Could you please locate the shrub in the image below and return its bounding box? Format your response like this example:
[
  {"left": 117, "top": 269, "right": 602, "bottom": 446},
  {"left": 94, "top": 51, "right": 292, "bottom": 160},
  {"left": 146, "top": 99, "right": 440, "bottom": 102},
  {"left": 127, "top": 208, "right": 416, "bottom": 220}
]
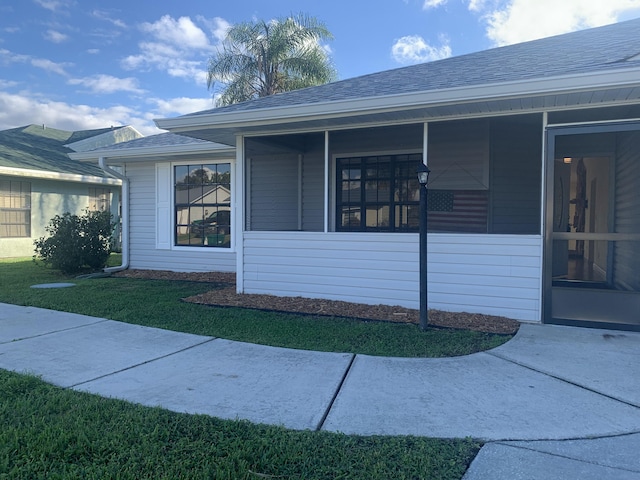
[{"left": 34, "top": 210, "right": 115, "bottom": 274}]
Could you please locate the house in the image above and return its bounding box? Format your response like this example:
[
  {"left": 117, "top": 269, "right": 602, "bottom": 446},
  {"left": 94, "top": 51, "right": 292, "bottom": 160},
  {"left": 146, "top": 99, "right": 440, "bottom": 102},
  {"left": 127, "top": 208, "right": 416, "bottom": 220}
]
[
  {"left": 73, "top": 19, "right": 640, "bottom": 330},
  {"left": 71, "top": 132, "right": 236, "bottom": 272},
  {"left": 0, "top": 124, "right": 142, "bottom": 258}
]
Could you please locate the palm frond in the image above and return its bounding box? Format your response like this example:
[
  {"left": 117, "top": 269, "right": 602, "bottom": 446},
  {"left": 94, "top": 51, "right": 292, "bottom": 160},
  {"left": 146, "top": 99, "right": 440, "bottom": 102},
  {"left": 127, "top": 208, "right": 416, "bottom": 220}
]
[{"left": 207, "top": 13, "right": 336, "bottom": 106}]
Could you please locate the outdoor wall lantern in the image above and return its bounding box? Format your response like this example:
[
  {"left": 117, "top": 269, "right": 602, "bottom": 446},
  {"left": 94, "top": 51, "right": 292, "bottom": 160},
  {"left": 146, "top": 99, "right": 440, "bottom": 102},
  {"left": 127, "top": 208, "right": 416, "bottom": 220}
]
[{"left": 417, "top": 162, "right": 431, "bottom": 331}]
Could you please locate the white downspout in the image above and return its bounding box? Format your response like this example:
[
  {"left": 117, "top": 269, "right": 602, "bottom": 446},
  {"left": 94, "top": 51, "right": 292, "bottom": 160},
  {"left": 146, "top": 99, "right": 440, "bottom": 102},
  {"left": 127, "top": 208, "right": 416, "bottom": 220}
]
[{"left": 98, "top": 156, "right": 129, "bottom": 273}]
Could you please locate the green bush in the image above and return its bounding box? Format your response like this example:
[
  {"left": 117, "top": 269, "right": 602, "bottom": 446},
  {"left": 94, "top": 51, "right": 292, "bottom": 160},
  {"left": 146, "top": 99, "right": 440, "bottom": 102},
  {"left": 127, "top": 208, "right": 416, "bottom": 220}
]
[{"left": 34, "top": 210, "right": 115, "bottom": 274}]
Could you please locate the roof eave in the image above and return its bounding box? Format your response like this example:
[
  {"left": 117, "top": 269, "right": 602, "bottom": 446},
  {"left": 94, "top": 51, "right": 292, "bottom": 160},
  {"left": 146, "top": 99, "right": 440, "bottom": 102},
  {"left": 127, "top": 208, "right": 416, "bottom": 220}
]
[
  {"left": 0, "top": 166, "right": 122, "bottom": 185},
  {"left": 69, "top": 141, "right": 235, "bottom": 162},
  {"left": 155, "top": 67, "right": 640, "bottom": 133}
]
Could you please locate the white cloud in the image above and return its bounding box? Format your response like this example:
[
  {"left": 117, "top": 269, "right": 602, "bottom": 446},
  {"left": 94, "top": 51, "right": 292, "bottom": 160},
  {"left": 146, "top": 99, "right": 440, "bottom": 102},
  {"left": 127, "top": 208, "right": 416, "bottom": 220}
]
[
  {"left": 30, "top": 58, "right": 70, "bottom": 76},
  {"left": 0, "top": 79, "right": 18, "bottom": 88},
  {"left": 0, "top": 48, "right": 29, "bottom": 64},
  {"left": 0, "top": 90, "right": 160, "bottom": 135},
  {"left": 33, "top": 0, "right": 74, "bottom": 13},
  {"left": 91, "top": 9, "right": 126, "bottom": 29},
  {"left": 150, "top": 96, "right": 214, "bottom": 116},
  {"left": 391, "top": 35, "right": 452, "bottom": 64},
  {"left": 140, "top": 15, "right": 211, "bottom": 50},
  {"left": 1, "top": 48, "right": 71, "bottom": 76},
  {"left": 475, "top": 0, "right": 640, "bottom": 46},
  {"left": 34, "top": 0, "right": 61, "bottom": 11},
  {"left": 68, "top": 74, "right": 144, "bottom": 94},
  {"left": 199, "top": 16, "right": 231, "bottom": 43},
  {"left": 468, "top": 0, "right": 492, "bottom": 12},
  {"left": 123, "top": 42, "right": 206, "bottom": 83},
  {"left": 423, "top": 0, "right": 448, "bottom": 8},
  {"left": 44, "top": 29, "right": 68, "bottom": 43},
  {"left": 87, "top": 49, "right": 100, "bottom": 54},
  {"left": 122, "top": 15, "right": 225, "bottom": 85}
]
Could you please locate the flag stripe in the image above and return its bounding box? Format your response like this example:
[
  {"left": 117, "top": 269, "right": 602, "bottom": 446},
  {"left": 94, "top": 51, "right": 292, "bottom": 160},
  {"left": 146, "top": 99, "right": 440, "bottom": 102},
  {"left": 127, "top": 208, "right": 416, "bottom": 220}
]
[{"left": 428, "top": 190, "right": 488, "bottom": 233}]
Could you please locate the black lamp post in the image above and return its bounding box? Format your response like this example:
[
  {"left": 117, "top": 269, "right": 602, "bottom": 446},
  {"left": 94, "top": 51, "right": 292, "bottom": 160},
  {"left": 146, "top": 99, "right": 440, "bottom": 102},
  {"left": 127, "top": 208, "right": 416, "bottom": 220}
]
[{"left": 417, "top": 163, "right": 430, "bottom": 331}]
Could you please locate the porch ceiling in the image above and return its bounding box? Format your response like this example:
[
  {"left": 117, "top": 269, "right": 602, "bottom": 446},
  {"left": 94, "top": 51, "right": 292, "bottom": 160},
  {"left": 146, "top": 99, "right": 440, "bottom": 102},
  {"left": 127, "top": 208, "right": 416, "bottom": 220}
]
[{"left": 168, "top": 85, "right": 640, "bottom": 147}]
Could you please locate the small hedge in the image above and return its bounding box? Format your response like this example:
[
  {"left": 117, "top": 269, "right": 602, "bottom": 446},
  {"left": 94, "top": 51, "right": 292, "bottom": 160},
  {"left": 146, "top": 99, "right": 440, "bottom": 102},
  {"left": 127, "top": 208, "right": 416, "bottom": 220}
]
[{"left": 34, "top": 210, "right": 115, "bottom": 274}]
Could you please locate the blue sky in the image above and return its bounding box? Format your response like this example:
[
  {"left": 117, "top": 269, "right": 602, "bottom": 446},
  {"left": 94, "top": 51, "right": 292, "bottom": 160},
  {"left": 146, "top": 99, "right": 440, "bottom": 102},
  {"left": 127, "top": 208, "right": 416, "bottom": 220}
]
[{"left": 1, "top": 0, "right": 640, "bottom": 135}]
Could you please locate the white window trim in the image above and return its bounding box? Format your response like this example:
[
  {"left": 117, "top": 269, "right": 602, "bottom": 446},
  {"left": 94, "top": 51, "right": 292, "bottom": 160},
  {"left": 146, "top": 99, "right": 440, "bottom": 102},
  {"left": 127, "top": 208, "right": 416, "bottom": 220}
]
[{"left": 156, "top": 159, "right": 236, "bottom": 253}]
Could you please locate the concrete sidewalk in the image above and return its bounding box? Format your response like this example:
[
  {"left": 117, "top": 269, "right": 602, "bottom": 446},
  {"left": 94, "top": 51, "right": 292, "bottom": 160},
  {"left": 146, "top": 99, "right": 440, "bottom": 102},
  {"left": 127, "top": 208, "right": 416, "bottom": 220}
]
[{"left": 1, "top": 302, "right": 639, "bottom": 479}]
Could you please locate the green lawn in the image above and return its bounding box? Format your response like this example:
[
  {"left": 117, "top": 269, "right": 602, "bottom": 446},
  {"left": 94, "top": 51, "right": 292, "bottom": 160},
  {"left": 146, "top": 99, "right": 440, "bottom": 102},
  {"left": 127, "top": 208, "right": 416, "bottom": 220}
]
[
  {"left": 0, "top": 370, "right": 480, "bottom": 479},
  {"left": 0, "top": 257, "right": 497, "bottom": 479},
  {"left": 0, "top": 257, "right": 510, "bottom": 357}
]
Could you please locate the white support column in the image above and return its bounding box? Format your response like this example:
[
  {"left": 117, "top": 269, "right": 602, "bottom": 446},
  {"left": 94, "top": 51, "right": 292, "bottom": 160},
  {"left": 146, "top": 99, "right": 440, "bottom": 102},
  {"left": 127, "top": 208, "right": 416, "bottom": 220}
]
[
  {"left": 298, "top": 154, "right": 303, "bottom": 231},
  {"left": 235, "top": 135, "right": 245, "bottom": 293},
  {"left": 324, "top": 131, "right": 329, "bottom": 233},
  {"left": 422, "top": 122, "right": 429, "bottom": 167},
  {"left": 540, "top": 111, "right": 548, "bottom": 237}
]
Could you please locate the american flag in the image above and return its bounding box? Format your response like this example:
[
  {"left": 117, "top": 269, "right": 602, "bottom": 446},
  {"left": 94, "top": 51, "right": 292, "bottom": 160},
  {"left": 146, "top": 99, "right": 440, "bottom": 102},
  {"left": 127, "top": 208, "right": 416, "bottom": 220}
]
[{"left": 427, "top": 190, "right": 489, "bottom": 233}]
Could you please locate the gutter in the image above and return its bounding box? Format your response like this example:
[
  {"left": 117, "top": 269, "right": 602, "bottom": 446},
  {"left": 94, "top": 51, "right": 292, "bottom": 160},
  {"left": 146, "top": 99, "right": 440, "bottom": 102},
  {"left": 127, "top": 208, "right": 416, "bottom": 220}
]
[
  {"left": 69, "top": 141, "right": 235, "bottom": 162},
  {"left": 98, "top": 157, "right": 129, "bottom": 273},
  {"left": 155, "top": 66, "right": 640, "bottom": 133},
  {"left": 0, "top": 165, "right": 121, "bottom": 185}
]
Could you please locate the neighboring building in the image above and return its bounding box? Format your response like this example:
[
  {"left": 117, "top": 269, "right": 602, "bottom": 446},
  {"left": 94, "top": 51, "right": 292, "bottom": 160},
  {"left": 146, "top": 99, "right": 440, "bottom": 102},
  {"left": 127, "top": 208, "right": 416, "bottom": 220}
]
[
  {"left": 0, "top": 124, "right": 142, "bottom": 258},
  {"left": 74, "top": 19, "right": 640, "bottom": 330}
]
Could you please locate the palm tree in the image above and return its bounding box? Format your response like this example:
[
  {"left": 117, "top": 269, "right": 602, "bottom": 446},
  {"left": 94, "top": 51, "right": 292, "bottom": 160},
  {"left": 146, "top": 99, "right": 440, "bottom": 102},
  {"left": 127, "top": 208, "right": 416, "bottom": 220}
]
[{"left": 207, "top": 14, "right": 337, "bottom": 106}]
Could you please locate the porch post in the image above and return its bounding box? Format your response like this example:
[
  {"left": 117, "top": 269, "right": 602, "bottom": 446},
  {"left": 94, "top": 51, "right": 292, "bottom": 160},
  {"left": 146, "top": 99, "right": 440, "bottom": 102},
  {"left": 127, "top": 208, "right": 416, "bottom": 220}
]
[
  {"left": 419, "top": 122, "right": 430, "bottom": 330},
  {"left": 235, "top": 135, "right": 245, "bottom": 294},
  {"left": 324, "top": 131, "right": 329, "bottom": 233},
  {"left": 418, "top": 163, "right": 430, "bottom": 331}
]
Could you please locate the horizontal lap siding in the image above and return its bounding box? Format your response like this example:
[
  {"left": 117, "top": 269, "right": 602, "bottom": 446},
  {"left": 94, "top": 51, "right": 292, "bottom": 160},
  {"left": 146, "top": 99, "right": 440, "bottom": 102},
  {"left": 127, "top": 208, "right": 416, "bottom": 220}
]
[
  {"left": 242, "top": 232, "right": 542, "bottom": 321},
  {"left": 126, "top": 162, "right": 235, "bottom": 273}
]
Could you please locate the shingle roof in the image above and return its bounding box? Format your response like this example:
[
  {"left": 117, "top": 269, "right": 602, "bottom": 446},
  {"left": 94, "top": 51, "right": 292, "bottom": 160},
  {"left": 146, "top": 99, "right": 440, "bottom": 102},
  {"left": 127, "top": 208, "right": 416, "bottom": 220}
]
[
  {"left": 0, "top": 124, "right": 120, "bottom": 177},
  {"left": 184, "top": 17, "right": 640, "bottom": 117},
  {"left": 91, "top": 132, "right": 214, "bottom": 152},
  {"left": 66, "top": 127, "right": 118, "bottom": 144}
]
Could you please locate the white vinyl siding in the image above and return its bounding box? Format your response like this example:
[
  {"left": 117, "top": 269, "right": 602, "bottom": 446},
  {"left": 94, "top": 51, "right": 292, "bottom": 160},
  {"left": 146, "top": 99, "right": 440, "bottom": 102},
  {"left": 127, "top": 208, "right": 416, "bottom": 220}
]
[
  {"left": 128, "top": 162, "right": 235, "bottom": 272},
  {"left": 241, "top": 231, "right": 542, "bottom": 321}
]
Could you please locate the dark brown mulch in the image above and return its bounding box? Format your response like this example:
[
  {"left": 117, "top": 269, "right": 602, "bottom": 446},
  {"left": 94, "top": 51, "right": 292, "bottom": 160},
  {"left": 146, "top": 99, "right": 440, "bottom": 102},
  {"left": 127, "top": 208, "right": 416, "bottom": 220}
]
[{"left": 113, "top": 269, "right": 520, "bottom": 335}]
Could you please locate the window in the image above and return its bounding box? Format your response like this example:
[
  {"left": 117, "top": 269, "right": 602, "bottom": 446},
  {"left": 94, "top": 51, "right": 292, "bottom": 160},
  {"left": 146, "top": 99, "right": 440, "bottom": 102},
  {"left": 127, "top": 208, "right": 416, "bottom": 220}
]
[
  {"left": 88, "top": 187, "right": 111, "bottom": 212},
  {"left": 174, "top": 163, "right": 231, "bottom": 248},
  {"left": 336, "top": 153, "right": 490, "bottom": 234},
  {"left": 337, "top": 154, "right": 421, "bottom": 232},
  {"left": 0, "top": 179, "right": 31, "bottom": 237}
]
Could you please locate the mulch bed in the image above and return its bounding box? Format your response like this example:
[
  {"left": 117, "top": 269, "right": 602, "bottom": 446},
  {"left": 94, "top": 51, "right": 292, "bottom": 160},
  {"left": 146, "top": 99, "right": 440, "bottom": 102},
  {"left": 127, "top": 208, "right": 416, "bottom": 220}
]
[{"left": 113, "top": 269, "right": 520, "bottom": 335}]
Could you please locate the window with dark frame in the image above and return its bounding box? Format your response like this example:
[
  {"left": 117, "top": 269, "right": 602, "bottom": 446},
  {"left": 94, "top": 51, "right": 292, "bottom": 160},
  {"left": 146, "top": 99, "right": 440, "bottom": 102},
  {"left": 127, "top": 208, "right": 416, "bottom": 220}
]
[
  {"left": 336, "top": 154, "right": 422, "bottom": 232},
  {"left": 0, "top": 179, "right": 31, "bottom": 238},
  {"left": 336, "top": 153, "right": 490, "bottom": 234},
  {"left": 174, "top": 163, "right": 231, "bottom": 248}
]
